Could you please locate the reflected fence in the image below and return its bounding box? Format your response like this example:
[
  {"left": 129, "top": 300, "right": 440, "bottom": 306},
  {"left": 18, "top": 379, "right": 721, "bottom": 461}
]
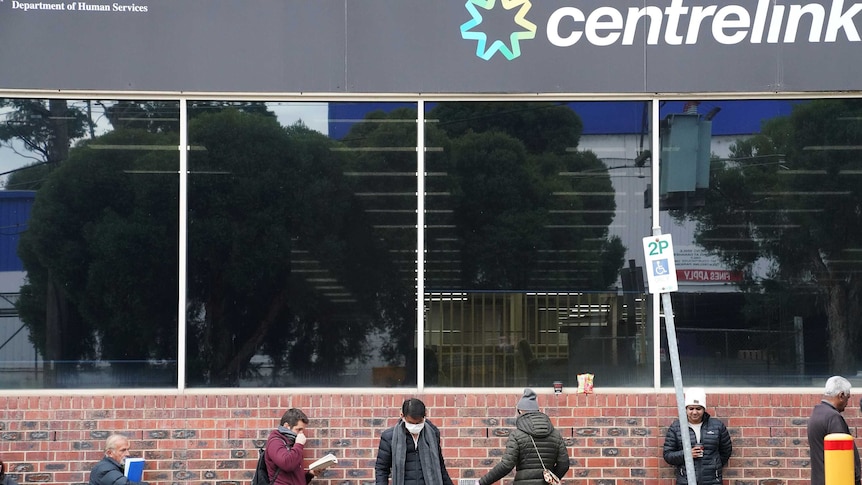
[
  {"left": 664, "top": 323, "right": 809, "bottom": 386},
  {"left": 0, "top": 360, "right": 177, "bottom": 389}
]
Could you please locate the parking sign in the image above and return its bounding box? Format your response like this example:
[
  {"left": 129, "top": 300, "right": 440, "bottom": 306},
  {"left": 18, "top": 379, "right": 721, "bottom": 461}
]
[{"left": 642, "top": 234, "right": 678, "bottom": 293}]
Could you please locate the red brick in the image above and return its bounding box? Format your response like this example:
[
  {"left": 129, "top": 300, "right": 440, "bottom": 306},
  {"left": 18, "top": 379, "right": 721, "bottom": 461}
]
[{"left": 0, "top": 391, "right": 830, "bottom": 485}]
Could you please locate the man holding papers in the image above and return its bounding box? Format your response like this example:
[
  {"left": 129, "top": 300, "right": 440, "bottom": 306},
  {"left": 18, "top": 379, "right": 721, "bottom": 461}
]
[
  {"left": 265, "top": 408, "right": 324, "bottom": 485},
  {"left": 307, "top": 453, "right": 337, "bottom": 473},
  {"left": 88, "top": 434, "right": 148, "bottom": 485}
]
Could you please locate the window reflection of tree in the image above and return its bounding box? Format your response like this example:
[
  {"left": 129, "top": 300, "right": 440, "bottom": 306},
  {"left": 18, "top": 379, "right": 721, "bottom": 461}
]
[
  {"left": 678, "top": 99, "right": 862, "bottom": 377},
  {"left": 424, "top": 102, "right": 626, "bottom": 387}
]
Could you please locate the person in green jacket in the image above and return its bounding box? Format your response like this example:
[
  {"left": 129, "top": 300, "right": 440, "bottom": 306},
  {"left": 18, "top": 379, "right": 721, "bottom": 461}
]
[{"left": 477, "top": 389, "right": 570, "bottom": 485}]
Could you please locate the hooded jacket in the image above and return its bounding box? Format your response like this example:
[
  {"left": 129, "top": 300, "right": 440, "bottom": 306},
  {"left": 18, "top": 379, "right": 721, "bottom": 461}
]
[
  {"left": 662, "top": 411, "right": 733, "bottom": 485},
  {"left": 478, "top": 411, "right": 569, "bottom": 485}
]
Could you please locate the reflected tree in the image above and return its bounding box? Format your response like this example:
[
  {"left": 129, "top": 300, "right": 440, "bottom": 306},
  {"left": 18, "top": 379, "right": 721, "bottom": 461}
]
[
  {"left": 336, "top": 103, "right": 624, "bottom": 378},
  {"left": 185, "top": 110, "right": 403, "bottom": 385},
  {"left": 16, "top": 129, "right": 180, "bottom": 380},
  {"left": 430, "top": 101, "right": 624, "bottom": 291},
  {"left": 12, "top": 99, "right": 627, "bottom": 386},
  {"left": 0, "top": 99, "right": 88, "bottom": 187},
  {"left": 337, "top": 107, "right": 420, "bottom": 372},
  {"left": 2, "top": 99, "right": 90, "bottom": 386},
  {"left": 16, "top": 106, "right": 405, "bottom": 386},
  {"left": 680, "top": 99, "right": 862, "bottom": 373},
  {"left": 103, "top": 100, "right": 273, "bottom": 133}
]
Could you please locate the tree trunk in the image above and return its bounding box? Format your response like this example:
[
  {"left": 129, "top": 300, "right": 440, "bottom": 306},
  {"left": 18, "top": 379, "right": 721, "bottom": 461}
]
[
  {"left": 826, "top": 281, "right": 857, "bottom": 374},
  {"left": 42, "top": 100, "right": 72, "bottom": 386},
  {"left": 44, "top": 271, "right": 70, "bottom": 387},
  {"left": 48, "top": 99, "right": 70, "bottom": 163}
]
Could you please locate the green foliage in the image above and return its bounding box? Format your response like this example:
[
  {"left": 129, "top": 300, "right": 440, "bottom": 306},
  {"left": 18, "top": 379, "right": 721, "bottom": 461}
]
[
  {"left": 14, "top": 100, "right": 625, "bottom": 385},
  {"left": 104, "top": 100, "right": 273, "bottom": 133},
  {"left": 430, "top": 101, "right": 584, "bottom": 155},
  {"left": 428, "top": 102, "right": 621, "bottom": 291},
  {"left": 682, "top": 99, "right": 862, "bottom": 372},
  {"left": 184, "top": 110, "right": 402, "bottom": 385},
  {"left": 18, "top": 128, "right": 180, "bottom": 364},
  {"left": 0, "top": 99, "right": 90, "bottom": 191},
  {"left": 330, "top": 103, "right": 623, "bottom": 367}
]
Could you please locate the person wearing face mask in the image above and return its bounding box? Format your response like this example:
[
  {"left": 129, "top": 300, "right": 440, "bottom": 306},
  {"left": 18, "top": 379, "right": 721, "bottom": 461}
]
[
  {"left": 375, "top": 398, "right": 454, "bottom": 485},
  {"left": 663, "top": 388, "right": 732, "bottom": 485},
  {"left": 476, "top": 388, "right": 569, "bottom": 485},
  {"left": 266, "top": 408, "right": 322, "bottom": 485},
  {"left": 0, "top": 459, "right": 20, "bottom": 485}
]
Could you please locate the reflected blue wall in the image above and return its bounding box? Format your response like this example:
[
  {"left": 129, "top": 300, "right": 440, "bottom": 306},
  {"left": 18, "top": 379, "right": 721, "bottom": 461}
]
[
  {"left": 0, "top": 191, "right": 34, "bottom": 272},
  {"left": 328, "top": 100, "right": 799, "bottom": 139}
]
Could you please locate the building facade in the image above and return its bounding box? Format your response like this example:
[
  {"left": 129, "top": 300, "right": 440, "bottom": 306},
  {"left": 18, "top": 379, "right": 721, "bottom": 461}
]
[{"left": 1, "top": 1, "right": 861, "bottom": 484}]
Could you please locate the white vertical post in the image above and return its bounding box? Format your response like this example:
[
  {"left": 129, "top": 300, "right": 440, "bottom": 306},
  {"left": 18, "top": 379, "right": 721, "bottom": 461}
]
[
  {"left": 177, "top": 99, "right": 188, "bottom": 390},
  {"left": 651, "top": 98, "right": 661, "bottom": 389},
  {"left": 417, "top": 100, "right": 426, "bottom": 390}
]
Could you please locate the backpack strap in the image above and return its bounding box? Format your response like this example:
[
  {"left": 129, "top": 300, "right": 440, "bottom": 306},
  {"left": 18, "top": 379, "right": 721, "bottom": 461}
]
[{"left": 267, "top": 436, "right": 289, "bottom": 483}]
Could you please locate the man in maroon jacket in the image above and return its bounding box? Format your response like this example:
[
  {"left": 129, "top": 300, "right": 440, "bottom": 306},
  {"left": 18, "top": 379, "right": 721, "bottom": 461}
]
[{"left": 265, "top": 408, "right": 322, "bottom": 485}]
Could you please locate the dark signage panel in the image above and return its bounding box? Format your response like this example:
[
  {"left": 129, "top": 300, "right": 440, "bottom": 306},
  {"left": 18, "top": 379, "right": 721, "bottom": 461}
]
[
  {"left": 0, "top": 0, "right": 348, "bottom": 92},
  {"left": 1, "top": 0, "right": 861, "bottom": 93}
]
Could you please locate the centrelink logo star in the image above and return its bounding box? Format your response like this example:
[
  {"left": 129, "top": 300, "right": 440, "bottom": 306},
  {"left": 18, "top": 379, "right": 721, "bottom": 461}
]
[{"left": 460, "top": 0, "right": 537, "bottom": 61}]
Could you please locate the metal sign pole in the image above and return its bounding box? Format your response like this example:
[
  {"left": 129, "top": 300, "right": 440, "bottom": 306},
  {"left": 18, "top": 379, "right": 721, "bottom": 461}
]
[
  {"left": 662, "top": 291, "right": 697, "bottom": 485},
  {"left": 645, "top": 101, "right": 695, "bottom": 485}
]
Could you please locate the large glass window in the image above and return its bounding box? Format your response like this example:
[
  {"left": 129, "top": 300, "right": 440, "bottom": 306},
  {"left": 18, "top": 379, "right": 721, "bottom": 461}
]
[
  {"left": 185, "top": 102, "right": 418, "bottom": 387},
  {"left": 3, "top": 96, "right": 859, "bottom": 390},
  {"left": 0, "top": 98, "right": 180, "bottom": 388},
  {"left": 423, "top": 101, "right": 653, "bottom": 388},
  {"left": 657, "top": 99, "right": 862, "bottom": 386}
]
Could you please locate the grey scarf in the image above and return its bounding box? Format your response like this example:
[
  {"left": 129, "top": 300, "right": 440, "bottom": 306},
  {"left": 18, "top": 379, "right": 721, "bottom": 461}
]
[{"left": 391, "top": 420, "right": 444, "bottom": 485}]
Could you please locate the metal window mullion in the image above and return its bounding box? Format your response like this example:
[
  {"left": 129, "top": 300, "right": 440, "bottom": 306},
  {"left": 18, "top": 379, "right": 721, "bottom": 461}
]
[
  {"left": 177, "top": 99, "right": 188, "bottom": 391},
  {"left": 417, "top": 100, "right": 425, "bottom": 390},
  {"left": 650, "top": 97, "right": 662, "bottom": 390}
]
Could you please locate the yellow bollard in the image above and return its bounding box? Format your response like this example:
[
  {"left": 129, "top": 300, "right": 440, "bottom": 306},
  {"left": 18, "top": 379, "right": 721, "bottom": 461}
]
[{"left": 825, "top": 433, "right": 855, "bottom": 485}]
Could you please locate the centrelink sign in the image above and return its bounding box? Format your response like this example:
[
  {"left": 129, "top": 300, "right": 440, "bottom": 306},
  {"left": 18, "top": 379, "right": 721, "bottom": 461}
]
[
  {"left": 1, "top": 0, "right": 861, "bottom": 94},
  {"left": 460, "top": 0, "right": 862, "bottom": 60}
]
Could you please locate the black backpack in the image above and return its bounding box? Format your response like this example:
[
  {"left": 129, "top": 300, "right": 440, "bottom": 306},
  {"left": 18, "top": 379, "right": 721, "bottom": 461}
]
[{"left": 252, "top": 437, "right": 286, "bottom": 485}]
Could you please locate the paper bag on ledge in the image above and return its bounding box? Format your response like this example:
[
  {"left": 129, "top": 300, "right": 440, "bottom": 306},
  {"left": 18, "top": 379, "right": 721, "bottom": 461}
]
[{"left": 577, "top": 373, "right": 594, "bottom": 394}]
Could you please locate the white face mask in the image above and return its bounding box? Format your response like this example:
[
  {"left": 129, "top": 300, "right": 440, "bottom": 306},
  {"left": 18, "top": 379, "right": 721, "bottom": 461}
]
[{"left": 404, "top": 420, "right": 425, "bottom": 434}]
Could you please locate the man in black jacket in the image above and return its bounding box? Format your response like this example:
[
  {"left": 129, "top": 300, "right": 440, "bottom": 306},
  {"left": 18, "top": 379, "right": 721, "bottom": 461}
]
[
  {"left": 663, "top": 388, "right": 733, "bottom": 485},
  {"left": 808, "top": 376, "right": 860, "bottom": 485},
  {"left": 88, "top": 434, "right": 149, "bottom": 485},
  {"left": 375, "top": 398, "right": 453, "bottom": 485}
]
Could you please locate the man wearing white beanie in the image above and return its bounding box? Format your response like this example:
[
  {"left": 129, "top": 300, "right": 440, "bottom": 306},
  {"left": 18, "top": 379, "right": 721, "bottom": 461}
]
[{"left": 663, "top": 388, "right": 733, "bottom": 485}]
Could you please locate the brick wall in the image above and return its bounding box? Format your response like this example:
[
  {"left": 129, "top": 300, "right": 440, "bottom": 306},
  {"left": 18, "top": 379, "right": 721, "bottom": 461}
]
[{"left": 0, "top": 391, "right": 843, "bottom": 485}]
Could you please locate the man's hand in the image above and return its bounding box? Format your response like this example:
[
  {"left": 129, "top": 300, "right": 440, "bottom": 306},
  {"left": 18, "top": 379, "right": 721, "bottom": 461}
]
[{"left": 295, "top": 431, "right": 307, "bottom": 445}]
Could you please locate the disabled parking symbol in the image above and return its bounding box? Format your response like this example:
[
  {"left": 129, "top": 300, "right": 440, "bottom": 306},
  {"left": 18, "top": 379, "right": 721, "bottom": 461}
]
[{"left": 652, "top": 259, "right": 669, "bottom": 276}]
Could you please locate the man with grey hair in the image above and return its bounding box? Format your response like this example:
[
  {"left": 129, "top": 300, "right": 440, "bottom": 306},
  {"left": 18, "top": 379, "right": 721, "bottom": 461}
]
[
  {"left": 88, "top": 434, "right": 149, "bottom": 485},
  {"left": 807, "top": 376, "right": 860, "bottom": 485}
]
